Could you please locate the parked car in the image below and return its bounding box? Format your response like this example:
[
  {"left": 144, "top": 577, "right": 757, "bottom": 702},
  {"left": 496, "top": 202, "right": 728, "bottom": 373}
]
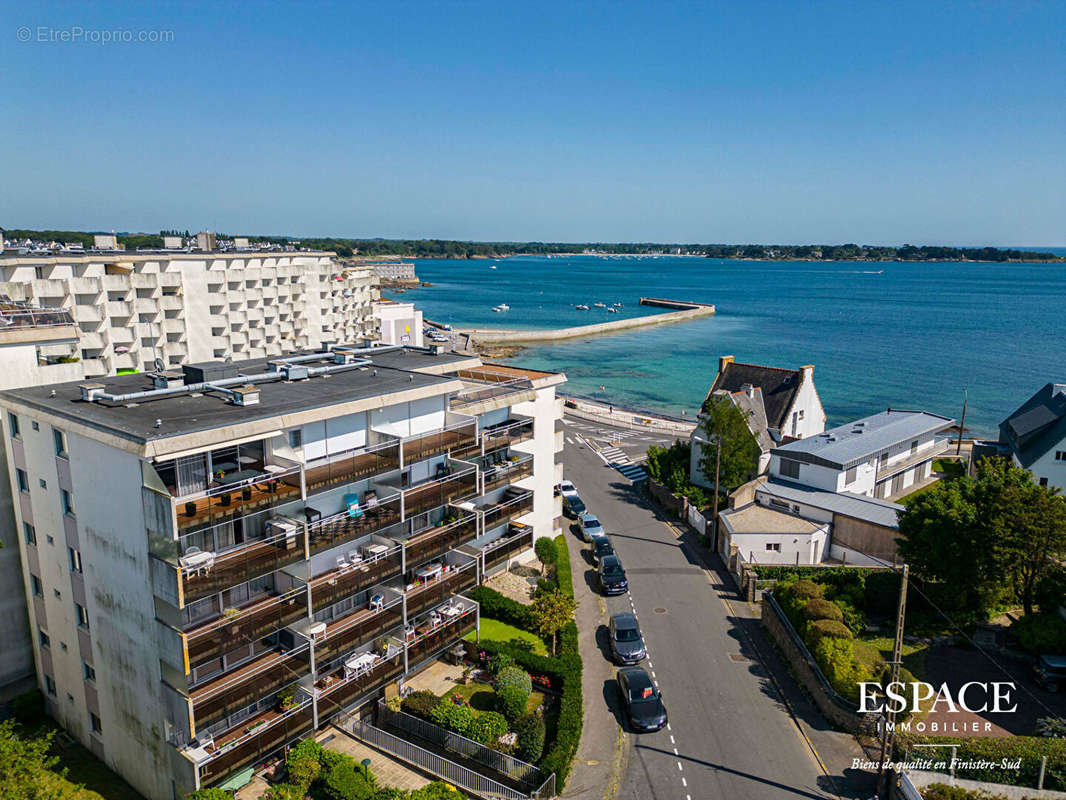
[
  {"left": 598, "top": 554, "right": 628, "bottom": 595},
  {"left": 558, "top": 480, "right": 578, "bottom": 498},
  {"left": 617, "top": 666, "right": 667, "bottom": 731},
  {"left": 563, "top": 493, "right": 586, "bottom": 519},
  {"left": 592, "top": 536, "right": 614, "bottom": 566},
  {"left": 579, "top": 513, "right": 605, "bottom": 542},
  {"left": 609, "top": 612, "right": 646, "bottom": 664},
  {"left": 1034, "top": 655, "right": 1066, "bottom": 692}
]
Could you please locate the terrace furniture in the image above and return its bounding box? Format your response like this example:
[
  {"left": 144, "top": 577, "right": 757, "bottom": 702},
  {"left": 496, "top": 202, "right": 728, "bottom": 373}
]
[
  {"left": 336, "top": 555, "right": 350, "bottom": 571},
  {"left": 304, "top": 506, "right": 322, "bottom": 524},
  {"left": 415, "top": 563, "right": 442, "bottom": 582},
  {"left": 364, "top": 491, "right": 378, "bottom": 508},
  {"left": 344, "top": 652, "right": 379, "bottom": 677},
  {"left": 348, "top": 551, "right": 363, "bottom": 568},
  {"left": 344, "top": 493, "right": 363, "bottom": 519},
  {"left": 180, "top": 547, "right": 216, "bottom": 575},
  {"left": 363, "top": 543, "right": 389, "bottom": 561},
  {"left": 442, "top": 600, "right": 466, "bottom": 618},
  {"left": 369, "top": 594, "right": 384, "bottom": 611}
]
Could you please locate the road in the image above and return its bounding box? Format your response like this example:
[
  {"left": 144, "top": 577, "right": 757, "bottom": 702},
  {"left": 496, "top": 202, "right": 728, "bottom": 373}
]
[{"left": 559, "top": 423, "right": 838, "bottom": 800}]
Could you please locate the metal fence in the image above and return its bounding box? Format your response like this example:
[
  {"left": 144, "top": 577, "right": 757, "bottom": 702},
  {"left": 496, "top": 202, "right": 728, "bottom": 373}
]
[
  {"left": 378, "top": 699, "right": 543, "bottom": 787},
  {"left": 337, "top": 715, "right": 555, "bottom": 800}
]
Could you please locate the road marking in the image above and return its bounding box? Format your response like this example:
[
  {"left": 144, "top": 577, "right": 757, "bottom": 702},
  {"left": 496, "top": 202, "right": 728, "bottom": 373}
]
[
  {"left": 673, "top": 747, "right": 678, "bottom": 755},
  {"left": 676, "top": 761, "right": 683, "bottom": 771},
  {"left": 647, "top": 660, "right": 653, "bottom": 668},
  {"left": 651, "top": 671, "right": 656, "bottom": 678},
  {"left": 666, "top": 723, "right": 671, "bottom": 731},
  {"left": 566, "top": 436, "right": 576, "bottom": 444},
  {"left": 681, "top": 777, "right": 687, "bottom": 787},
  {"left": 669, "top": 735, "right": 674, "bottom": 744}
]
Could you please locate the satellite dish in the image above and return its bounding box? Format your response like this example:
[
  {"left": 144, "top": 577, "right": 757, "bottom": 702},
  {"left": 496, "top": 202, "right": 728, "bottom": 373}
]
[{"left": 154, "top": 358, "right": 166, "bottom": 372}]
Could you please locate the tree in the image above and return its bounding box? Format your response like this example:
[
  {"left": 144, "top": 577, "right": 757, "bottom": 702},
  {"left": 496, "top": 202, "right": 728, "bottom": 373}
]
[
  {"left": 993, "top": 473, "right": 1066, "bottom": 616},
  {"left": 0, "top": 720, "right": 69, "bottom": 800},
  {"left": 529, "top": 588, "right": 576, "bottom": 655},
  {"left": 696, "top": 395, "right": 761, "bottom": 493},
  {"left": 534, "top": 537, "right": 557, "bottom": 575}
]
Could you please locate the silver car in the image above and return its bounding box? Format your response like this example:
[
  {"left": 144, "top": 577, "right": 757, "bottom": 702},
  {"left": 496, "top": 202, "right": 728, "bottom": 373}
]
[{"left": 579, "top": 512, "right": 605, "bottom": 542}]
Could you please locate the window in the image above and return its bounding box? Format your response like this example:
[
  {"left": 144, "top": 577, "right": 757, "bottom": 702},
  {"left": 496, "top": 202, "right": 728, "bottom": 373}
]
[
  {"left": 845, "top": 466, "right": 857, "bottom": 484},
  {"left": 44, "top": 675, "right": 56, "bottom": 696},
  {"left": 1039, "top": 477, "right": 1049, "bottom": 487},
  {"left": 68, "top": 547, "right": 82, "bottom": 574},
  {"left": 797, "top": 409, "right": 805, "bottom": 420},
  {"left": 16, "top": 468, "right": 29, "bottom": 493},
  {"left": 39, "top": 628, "right": 50, "bottom": 648},
  {"left": 61, "top": 489, "right": 74, "bottom": 516},
  {"left": 30, "top": 574, "right": 42, "bottom": 597},
  {"left": 24, "top": 523, "right": 36, "bottom": 546},
  {"left": 52, "top": 589, "right": 61, "bottom": 599},
  {"left": 8, "top": 412, "right": 19, "bottom": 438},
  {"left": 90, "top": 713, "right": 102, "bottom": 735},
  {"left": 31, "top": 421, "right": 39, "bottom": 431},
  {"left": 910, "top": 440, "right": 918, "bottom": 455},
  {"left": 83, "top": 662, "right": 96, "bottom": 682},
  {"left": 765, "top": 543, "right": 782, "bottom": 552},
  {"left": 39, "top": 478, "right": 47, "bottom": 489},
  {"left": 53, "top": 429, "right": 68, "bottom": 458},
  {"left": 288, "top": 429, "right": 302, "bottom": 448},
  {"left": 45, "top": 534, "right": 54, "bottom": 545},
  {"left": 779, "top": 459, "right": 801, "bottom": 479},
  {"left": 1056, "top": 451, "right": 1066, "bottom": 462},
  {"left": 75, "top": 602, "right": 89, "bottom": 630}
]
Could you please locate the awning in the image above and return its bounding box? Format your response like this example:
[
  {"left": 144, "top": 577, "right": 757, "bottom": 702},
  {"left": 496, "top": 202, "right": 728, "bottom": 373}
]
[{"left": 216, "top": 766, "right": 255, "bottom": 791}]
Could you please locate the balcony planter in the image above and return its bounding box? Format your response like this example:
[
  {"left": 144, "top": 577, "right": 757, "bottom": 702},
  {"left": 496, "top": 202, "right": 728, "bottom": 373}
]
[{"left": 277, "top": 689, "right": 296, "bottom": 713}]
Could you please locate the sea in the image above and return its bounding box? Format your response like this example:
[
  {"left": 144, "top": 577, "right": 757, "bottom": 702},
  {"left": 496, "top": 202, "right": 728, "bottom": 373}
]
[{"left": 389, "top": 250, "right": 1066, "bottom": 437}]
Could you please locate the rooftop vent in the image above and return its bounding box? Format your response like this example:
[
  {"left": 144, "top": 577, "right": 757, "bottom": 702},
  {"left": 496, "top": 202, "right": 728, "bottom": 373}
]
[
  {"left": 183, "top": 362, "right": 239, "bottom": 384},
  {"left": 229, "top": 385, "right": 260, "bottom": 406},
  {"left": 281, "top": 363, "right": 309, "bottom": 381}
]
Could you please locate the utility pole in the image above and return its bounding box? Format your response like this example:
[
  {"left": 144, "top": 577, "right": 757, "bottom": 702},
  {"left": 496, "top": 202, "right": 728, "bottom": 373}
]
[
  {"left": 878, "top": 563, "right": 909, "bottom": 799},
  {"left": 956, "top": 389, "right": 967, "bottom": 456},
  {"left": 711, "top": 435, "right": 722, "bottom": 551}
]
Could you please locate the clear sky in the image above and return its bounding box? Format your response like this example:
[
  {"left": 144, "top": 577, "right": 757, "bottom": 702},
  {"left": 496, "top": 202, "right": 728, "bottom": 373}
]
[{"left": 2, "top": 0, "right": 1064, "bottom": 245}]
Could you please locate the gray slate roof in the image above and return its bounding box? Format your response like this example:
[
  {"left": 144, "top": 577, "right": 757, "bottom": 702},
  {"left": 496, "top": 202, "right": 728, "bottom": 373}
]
[
  {"left": 773, "top": 409, "right": 954, "bottom": 470},
  {"left": 759, "top": 479, "right": 903, "bottom": 529},
  {"left": 999, "top": 383, "right": 1066, "bottom": 468},
  {"left": 707, "top": 361, "right": 803, "bottom": 430}
]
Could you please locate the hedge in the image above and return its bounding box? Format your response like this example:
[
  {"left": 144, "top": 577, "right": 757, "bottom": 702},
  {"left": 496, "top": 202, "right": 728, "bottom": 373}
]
[
  {"left": 496, "top": 684, "right": 528, "bottom": 722},
  {"left": 807, "top": 618, "right": 852, "bottom": 643},
  {"left": 920, "top": 785, "right": 1011, "bottom": 800},
  {"left": 514, "top": 713, "right": 546, "bottom": 763},
  {"left": 465, "top": 586, "right": 533, "bottom": 630},
  {"left": 554, "top": 534, "right": 574, "bottom": 600},
  {"left": 323, "top": 760, "right": 376, "bottom": 800},
  {"left": 804, "top": 598, "right": 844, "bottom": 623},
  {"left": 895, "top": 735, "right": 1066, "bottom": 790}
]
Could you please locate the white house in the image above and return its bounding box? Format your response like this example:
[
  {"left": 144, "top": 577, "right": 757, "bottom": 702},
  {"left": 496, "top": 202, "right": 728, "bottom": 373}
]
[
  {"left": 992, "top": 382, "right": 1066, "bottom": 493},
  {"left": 690, "top": 356, "right": 825, "bottom": 486}
]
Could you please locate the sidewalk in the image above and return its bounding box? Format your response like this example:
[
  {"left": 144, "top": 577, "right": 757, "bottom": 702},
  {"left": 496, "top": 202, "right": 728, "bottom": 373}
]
[
  {"left": 562, "top": 396, "right": 695, "bottom": 437},
  {"left": 560, "top": 526, "right": 629, "bottom": 800}
]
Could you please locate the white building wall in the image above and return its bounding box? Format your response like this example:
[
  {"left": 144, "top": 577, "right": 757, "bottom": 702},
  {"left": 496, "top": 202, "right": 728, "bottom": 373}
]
[
  {"left": 508, "top": 383, "right": 561, "bottom": 544},
  {"left": 727, "top": 528, "right": 829, "bottom": 565},
  {"left": 784, "top": 369, "right": 826, "bottom": 440},
  {"left": 374, "top": 302, "right": 423, "bottom": 347},
  {"left": 1028, "top": 446, "right": 1066, "bottom": 494}
]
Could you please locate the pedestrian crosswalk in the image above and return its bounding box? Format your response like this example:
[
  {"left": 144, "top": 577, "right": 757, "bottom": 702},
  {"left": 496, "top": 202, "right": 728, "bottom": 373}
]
[{"left": 600, "top": 445, "right": 649, "bottom": 482}]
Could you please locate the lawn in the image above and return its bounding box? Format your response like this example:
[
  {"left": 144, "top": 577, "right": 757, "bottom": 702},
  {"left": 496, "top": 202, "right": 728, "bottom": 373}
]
[
  {"left": 465, "top": 616, "right": 547, "bottom": 655},
  {"left": 442, "top": 681, "right": 546, "bottom": 717},
  {"left": 859, "top": 634, "right": 929, "bottom": 681},
  {"left": 932, "top": 457, "right": 965, "bottom": 477}
]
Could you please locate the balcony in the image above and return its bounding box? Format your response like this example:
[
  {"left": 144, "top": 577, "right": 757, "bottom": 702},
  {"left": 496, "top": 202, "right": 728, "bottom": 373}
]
[
  {"left": 191, "top": 646, "right": 311, "bottom": 731},
  {"left": 305, "top": 440, "right": 400, "bottom": 496},
  {"left": 875, "top": 439, "right": 949, "bottom": 482},
  {"left": 406, "top": 603, "right": 478, "bottom": 668},
  {"left": 196, "top": 702, "right": 314, "bottom": 787},
  {"left": 307, "top": 499, "right": 403, "bottom": 559},
  {"left": 481, "top": 418, "right": 535, "bottom": 453},
  {"left": 313, "top": 601, "right": 405, "bottom": 667},
  {"left": 482, "top": 489, "right": 534, "bottom": 531},
  {"left": 403, "top": 513, "right": 478, "bottom": 569},
  {"left": 310, "top": 549, "right": 403, "bottom": 613},
  {"left": 483, "top": 524, "right": 534, "bottom": 572},
  {"left": 403, "top": 468, "right": 478, "bottom": 518},
  {"left": 185, "top": 588, "right": 308, "bottom": 668},
  {"left": 450, "top": 370, "right": 536, "bottom": 414},
  {"left": 481, "top": 454, "right": 534, "bottom": 494},
  {"left": 179, "top": 528, "right": 308, "bottom": 605},
  {"left": 315, "top": 650, "right": 404, "bottom": 723},
  {"left": 401, "top": 422, "right": 477, "bottom": 465},
  {"left": 405, "top": 562, "right": 479, "bottom": 620},
  {"left": 175, "top": 465, "right": 303, "bottom": 534}
]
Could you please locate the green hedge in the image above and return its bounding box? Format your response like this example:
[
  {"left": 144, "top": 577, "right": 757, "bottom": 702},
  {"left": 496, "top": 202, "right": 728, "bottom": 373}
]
[
  {"left": 554, "top": 534, "right": 573, "bottom": 600},
  {"left": 465, "top": 586, "right": 533, "bottom": 630},
  {"left": 896, "top": 735, "right": 1066, "bottom": 790},
  {"left": 920, "top": 785, "right": 1010, "bottom": 800},
  {"left": 1012, "top": 611, "right": 1066, "bottom": 655}
]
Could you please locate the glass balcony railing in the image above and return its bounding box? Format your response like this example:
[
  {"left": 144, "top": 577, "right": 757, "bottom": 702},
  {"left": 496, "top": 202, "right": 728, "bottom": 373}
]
[
  {"left": 481, "top": 418, "right": 535, "bottom": 452},
  {"left": 483, "top": 524, "right": 535, "bottom": 572},
  {"left": 405, "top": 563, "right": 479, "bottom": 620},
  {"left": 313, "top": 602, "right": 405, "bottom": 666},
  {"left": 179, "top": 530, "right": 308, "bottom": 605},
  {"left": 175, "top": 465, "right": 303, "bottom": 534},
  {"left": 185, "top": 588, "right": 308, "bottom": 668},
  {"left": 482, "top": 490, "right": 534, "bottom": 531},
  {"left": 401, "top": 422, "right": 477, "bottom": 464},
  {"left": 191, "top": 647, "right": 311, "bottom": 731},
  {"left": 306, "top": 496, "right": 402, "bottom": 558},
  {"left": 305, "top": 440, "right": 400, "bottom": 496},
  {"left": 406, "top": 606, "right": 477, "bottom": 667},
  {"left": 481, "top": 455, "right": 534, "bottom": 494},
  {"left": 403, "top": 513, "right": 478, "bottom": 569},
  {"left": 310, "top": 552, "right": 403, "bottom": 614},
  {"left": 403, "top": 468, "right": 477, "bottom": 518},
  {"left": 315, "top": 652, "right": 404, "bottom": 724},
  {"left": 198, "top": 703, "right": 313, "bottom": 787}
]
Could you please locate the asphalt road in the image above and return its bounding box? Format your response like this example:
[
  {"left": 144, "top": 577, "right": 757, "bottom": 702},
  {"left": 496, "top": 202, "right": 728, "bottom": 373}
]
[{"left": 561, "top": 433, "right": 836, "bottom": 800}]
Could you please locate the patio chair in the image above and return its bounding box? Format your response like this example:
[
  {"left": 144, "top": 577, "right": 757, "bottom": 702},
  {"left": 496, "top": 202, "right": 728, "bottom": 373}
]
[
  {"left": 348, "top": 550, "right": 363, "bottom": 567},
  {"left": 336, "top": 555, "right": 350, "bottom": 571}
]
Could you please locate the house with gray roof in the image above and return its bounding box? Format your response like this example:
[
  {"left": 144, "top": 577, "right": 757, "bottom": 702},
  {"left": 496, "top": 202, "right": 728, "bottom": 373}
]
[{"left": 982, "top": 382, "right": 1066, "bottom": 492}]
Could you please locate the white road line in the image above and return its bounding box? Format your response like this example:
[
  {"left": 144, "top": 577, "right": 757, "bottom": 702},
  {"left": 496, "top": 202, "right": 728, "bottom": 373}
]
[
  {"left": 669, "top": 735, "right": 674, "bottom": 744},
  {"left": 682, "top": 777, "right": 687, "bottom": 787},
  {"left": 647, "top": 661, "right": 653, "bottom": 668},
  {"left": 677, "top": 761, "right": 683, "bottom": 771},
  {"left": 673, "top": 747, "right": 678, "bottom": 755},
  {"left": 667, "top": 723, "right": 671, "bottom": 730}
]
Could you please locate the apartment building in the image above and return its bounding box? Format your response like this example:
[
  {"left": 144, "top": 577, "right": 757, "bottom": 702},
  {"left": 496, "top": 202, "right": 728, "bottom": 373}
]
[
  {"left": 373, "top": 300, "right": 423, "bottom": 347},
  {"left": 0, "top": 344, "right": 565, "bottom": 799},
  {"left": 0, "top": 250, "right": 379, "bottom": 378}
]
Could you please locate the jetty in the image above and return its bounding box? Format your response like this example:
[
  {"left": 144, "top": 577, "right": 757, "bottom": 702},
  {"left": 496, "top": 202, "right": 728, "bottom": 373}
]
[{"left": 462, "top": 297, "right": 715, "bottom": 346}]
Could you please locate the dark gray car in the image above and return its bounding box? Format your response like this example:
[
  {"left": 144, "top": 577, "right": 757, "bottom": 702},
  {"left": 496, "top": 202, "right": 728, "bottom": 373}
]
[
  {"left": 617, "top": 667, "right": 667, "bottom": 731},
  {"left": 609, "top": 612, "right": 646, "bottom": 664}
]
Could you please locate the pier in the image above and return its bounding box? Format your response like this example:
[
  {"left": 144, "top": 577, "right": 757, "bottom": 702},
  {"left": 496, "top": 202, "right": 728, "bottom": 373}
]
[{"left": 639, "top": 297, "right": 715, "bottom": 311}]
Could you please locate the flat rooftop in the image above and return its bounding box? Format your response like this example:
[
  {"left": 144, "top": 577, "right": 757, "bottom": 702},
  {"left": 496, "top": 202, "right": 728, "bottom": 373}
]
[
  {"left": 0, "top": 347, "right": 463, "bottom": 447},
  {"left": 720, "top": 503, "right": 825, "bottom": 535},
  {"left": 759, "top": 479, "right": 903, "bottom": 529},
  {"left": 773, "top": 409, "right": 954, "bottom": 469}
]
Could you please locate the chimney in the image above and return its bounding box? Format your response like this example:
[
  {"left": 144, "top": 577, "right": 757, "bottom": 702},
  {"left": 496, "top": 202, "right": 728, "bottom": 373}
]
[
  {"left": 800, "top": 364, "right": 814, "bottom": 384},
  {"left": 719, "top": 355, "right": 735, "bottom": 375},
  {"left": 741, "top": 383, "right": 756, "bottom": 400}
]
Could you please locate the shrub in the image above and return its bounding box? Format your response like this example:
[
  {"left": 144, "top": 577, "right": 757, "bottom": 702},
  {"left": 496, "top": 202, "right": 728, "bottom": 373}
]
[
  {"left": 812, "top": 636, "right": 861, "bottom": 703},
  {"left": 803, "top": 598, "right": 844, "bottom": 623},
  {"left": 186, "top": 791, "right": 232, "bottom": 800},
  {"left": 468, "top": 711, "right": 508, "bottom": 744},
  {"left": 534, "top": 537, "right": 557, "bottom": 568},
  {"left": 864, "top": 570, "right": 901, "bottom": 617},
  {"left": 496, "top": 684, "right": 528, "bottom": 722},
  {"left": 323, "top": 760, "right": 376, "bottom": 800},
  {"left": 402, "top": 690, "right": 442, "bottom": 720},
  {"left": 1013, "top": 611, "right": 1066, "bottom": 655},
  {"left": 1035, "top": 565, "right": 1066, "bottom": 613},
  {"left": 319, "top": 747, "right": 347, "bottom": 771},
  {"left": 895, "top": 734, "right": 1066, "bottom": 790},
  {"left": 466, "top": 587, "right": 532, "bottom": 631},
  {"left": 1036, "top": 716, "right": 1066, "bottom": 738},
  {"left": 410, "top": 783, "right": 467, "bottom": 800},
  {"left": 10, "top": 688, "right": 44, "bottom": 726},
  {"left": 514, "top": 713, "right": 546, "bottom": 763},
  {"left": 260, "top": 784, "right": 304, "bottom": 800},
  {"left": 287, "top": 751, "right": 321, "bottom": 791},
  {"left": 833, "top": 597, "right": 867, "bottom": 635},
  {"left": 920, "top": 784, "right": 1010, "bottom": 800},
  {"left": 554, "top": 535, "right": 574, "bottom": 600},
  {"left": 807, "top": 619, "right": 853, "bottom": 643},
  {"left": 371, "top": 789, "right": 410, "bottom": 800},
  {"left": 495, "top": 665, "right": 533, "bottom": 696},
  {"left": 790, "top": 579, "right": 824, "bottom": 601},
  {"left": 486, "top": 651, "right": 514, "bottom": 676},
  {"left": 430, "top": 700, "right": 475, "bottom": 736}
]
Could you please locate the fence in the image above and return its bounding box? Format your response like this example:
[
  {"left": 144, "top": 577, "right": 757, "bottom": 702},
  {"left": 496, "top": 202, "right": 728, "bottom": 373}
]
[
  {"left": 337, "top": 715, "right": 556, "bottom": 800},
  {"left": 377, "top": 699, "right": 545, "bottom": 788}
]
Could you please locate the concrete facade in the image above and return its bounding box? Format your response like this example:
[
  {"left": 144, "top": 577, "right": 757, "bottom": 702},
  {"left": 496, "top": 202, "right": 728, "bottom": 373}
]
[{"left": 373, "top": 301, "right": 423, "bottom": 347}]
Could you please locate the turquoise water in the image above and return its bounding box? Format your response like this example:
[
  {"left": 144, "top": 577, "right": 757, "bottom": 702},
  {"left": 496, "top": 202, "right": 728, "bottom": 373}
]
[{"left": 394, "top": 253, "right": 1066, "bottom": 436}]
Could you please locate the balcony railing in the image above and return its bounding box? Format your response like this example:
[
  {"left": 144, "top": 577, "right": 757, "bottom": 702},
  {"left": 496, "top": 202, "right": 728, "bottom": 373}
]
[
  {"left": 186, "top": 588, "right": 308, "bottom": 668},
  {"left": 482, "top": 455, "right": 534, "bottom": 494},
  {"left": 310, "top": 552, "right": 403, "bottom": 614},
  {"left": 482, "top": 490, "right": 534, "bottom": 531},
  {"left": 481, "top": 418, "right": 535, "bottom": 453},
  {"left": 403, "top": 468, "right": 477, "bottom": 518},
  {"left": 875, "top": 439, "right": 949, "bottom": 482},
  {"left": 316, "top": 652, "right": 404, "bottom": 723},
  {"left": 484, "top": 525, "right": 535, "bottom": 572},
  {"left": 175, "top": 465, "right": 303, "bottom": 534},
  {"left": 401, "top": 422, "right": 477, "bottom": 464},
  {"left": 191, "top": 646, "right": 311, "bottom": 731},
  {"left": 180, "top": 530, "right": 308, "bottom": 605},
  {"left": 314, "top": 601, "right": 405, "bottom": 667},
  {"left": 307, "top": 496, "right": 402, "bottom": 558},
  {"left": 405, "top": 564, "right": 479, "bottom": 620},
  {"left": 305, "top": 439, "right": 401, "bottom": 496},
  {"left": 407, "top": 606, "right": 477, "bottom": 668},
  {"left": 198, "top": 702, "right": 313, "bottom": 787},
  {"left": 403, "top": 513, "right": 478, "bottom": 569}
]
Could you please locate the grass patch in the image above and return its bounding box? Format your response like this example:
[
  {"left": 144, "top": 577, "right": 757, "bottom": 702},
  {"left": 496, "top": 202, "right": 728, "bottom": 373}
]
[
  {"left": 442, "top": 682, "right": 546, "bottom": 717},
  {"left": 859, "top": 634, "right": 929, "bottom": 681},
  {"left": 465, "top": 617, "right": 547, "bottom": 655},
  {"left": 932, "top": 457, "right": 964, "bottom": 477}
]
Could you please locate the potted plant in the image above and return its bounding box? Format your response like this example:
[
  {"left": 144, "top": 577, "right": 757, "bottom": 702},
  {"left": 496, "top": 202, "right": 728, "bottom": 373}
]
[{"left": 277, "top": 689, "right": 296, "bottom": 712}]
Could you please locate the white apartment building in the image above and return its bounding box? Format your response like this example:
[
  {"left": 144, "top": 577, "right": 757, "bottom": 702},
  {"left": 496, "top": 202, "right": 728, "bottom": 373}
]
[
  {"left": 0, "top": 344, "right": 565, "bottom": 799},
  {"left": 373, "top": 300, "right": 423, "bottom": 347},
  {"left": 0, "top": 250, "right": 379, "bottom": 378}
]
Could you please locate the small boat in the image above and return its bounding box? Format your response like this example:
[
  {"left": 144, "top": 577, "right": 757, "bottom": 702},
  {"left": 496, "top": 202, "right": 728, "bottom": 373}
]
[
  {"left": 575, "top": 304, "right": 590, "bottom": 311},
  {"left": 492, "top": 303, "right": 510, "bottom": 312},
  {"left": 612, "top": 302, "right": 624, "bottom": 307},
  {"left": 862, "top": 270, "right": 884, "bottom": 275},
  {"left": 607, "top": 307, "right": 618, "bottom": 313},
  {"left": 490, "top": 265, "right": 497, "bottom": 270},
  {"left": 593, "top": 302, "right": 607, "bottom": 308}
]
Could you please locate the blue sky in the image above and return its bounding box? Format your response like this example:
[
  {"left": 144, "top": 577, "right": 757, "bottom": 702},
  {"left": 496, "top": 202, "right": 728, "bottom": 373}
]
[{"left": 2, "top": 0, "right": 1064, "bottom": 245}]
